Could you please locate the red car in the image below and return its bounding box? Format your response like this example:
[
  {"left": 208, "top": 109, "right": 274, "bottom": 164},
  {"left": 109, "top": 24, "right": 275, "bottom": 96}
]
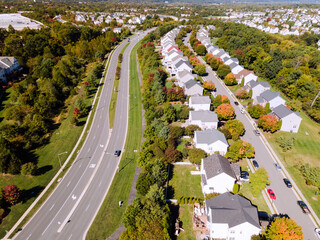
[{"left": 267, "top": 189, "right": 276, "bottom": 200}]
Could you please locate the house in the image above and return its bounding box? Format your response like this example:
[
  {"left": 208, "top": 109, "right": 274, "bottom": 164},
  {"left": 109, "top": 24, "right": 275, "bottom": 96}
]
[
  {"left": 0, "top": 57, "right": 20, "bottom": 82},
  {"left": 184, "top": 80, "right": 203, "bottom": 96},
  {"left": 255, "top": 90, "right": 285, "bottom": 109},
  {"left": 230, "top": 63, "right": 244, "bottom": 75},
  {"left": 244, "top": 80, "right": 270, "bottom": 99},
  {"left": 194, "top": 129, "right": 229, "bottom": 155},
  {"left": 200, "top": 153, "right": 239, "bottom": 194},
  {"left": 176, "top": 70, "right": 194, "bottom": 88},
  {"left": 173, "top": 60, "right": 193, "bottom": 75},
  {"left": 188, "top": 110, "right": 218, "bottom": 130},
  {"left": 189, "top": 95, "right": 211, "bottom": 111},
  {"left": 205, "top": 192, "right": 261, "bottom": 240},
  {"left": 224, "top": 58, "right": 239, "bottom": 66},
  {"left": 272, "top": 104, "right": 302, "bottom": 133},
  {"left": 234, "top": 69, "right": 257, "bottom": 85}
]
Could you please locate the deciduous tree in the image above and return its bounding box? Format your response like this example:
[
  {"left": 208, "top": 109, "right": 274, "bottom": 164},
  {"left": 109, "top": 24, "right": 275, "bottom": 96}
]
[
  {"left": 215, "top": 103, "right": 235, "bottom": 120},
  {"left": 258, "top": 115, "right": 281, "bottom": 133},
  {"left": 188, "top": 148, "right": 207, "bottom": 164},
  {"left": 2, "top": 185, "right": 20, "bottom": 206},
  {"left": 224, "top": 73, "right": 237, "bottom": 85},
  {"left": 249, "top": 168, "right": 270, "bottom": 197},
  {"left": 224, "top": 119, "right": 245, "bottom": 140},
  {"left": 265, "top": 217, "right": 303, "bottom": 240},
  {"left": 203, "top": 81, "right": 215, "bottom": 91},
  {"left": 225, "top": 140, "right": 255, "bottom": 162}
]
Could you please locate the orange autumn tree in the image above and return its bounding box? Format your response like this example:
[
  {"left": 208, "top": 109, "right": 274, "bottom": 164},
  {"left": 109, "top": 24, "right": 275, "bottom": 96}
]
[
  {"left": 265, "top": 217, "right": 303, "bottom": 240},
  {"left": 224, "top": 73, "right": 237, "bottom": 86},
  {"left": 225, "top": 140, "right": 255, "bottom": 162},
  {"left": 203, "top": 81, "right": 215, "bottom": 91},
  {"left": 215, "top": 103, "right": 235, "bottom": 120},
  {"left": 258, "top": 115, "right": 281, "bottom": 133}
]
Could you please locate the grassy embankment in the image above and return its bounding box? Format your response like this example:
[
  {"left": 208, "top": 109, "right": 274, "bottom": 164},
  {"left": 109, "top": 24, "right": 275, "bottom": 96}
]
[
  {"left": 86, "top": 41, "right": 143, "bottom": 239},
  {"left": 109, "top": 43, "right": 129, "bottom": 129},
  {"left": 0, "top": 55, "right": 113, "bottom": 238}
]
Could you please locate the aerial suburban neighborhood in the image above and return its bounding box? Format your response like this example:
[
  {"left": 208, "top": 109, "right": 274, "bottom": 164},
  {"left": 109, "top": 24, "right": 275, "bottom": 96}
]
[{"left": 0, "top": 1, "right": 319, "bottom": 240}]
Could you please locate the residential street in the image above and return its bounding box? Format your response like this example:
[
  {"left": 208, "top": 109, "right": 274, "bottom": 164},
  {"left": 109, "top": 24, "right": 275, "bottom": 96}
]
[{"left": 184, "top": 33, "right": 319, "bottom": 240}]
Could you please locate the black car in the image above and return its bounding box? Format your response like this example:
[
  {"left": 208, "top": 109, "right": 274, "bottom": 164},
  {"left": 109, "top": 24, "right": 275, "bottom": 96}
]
[
  {"left": 252, "top": 160, "right": 259, "bottom": 169},
  {"left": 114, "top": 150, "right": 121, "bottom": 157},
  {"left": 253, "top": 130, "right": 260, "bottom": 136},
  {"left": 298, "top": 200, "right": 310, "bottom": 214},
  {"left": 283, "top": 178, "right": 292, "bottom": 188},
  {"left": 234, "top": 101, "right": 239, "bottom": 106}
]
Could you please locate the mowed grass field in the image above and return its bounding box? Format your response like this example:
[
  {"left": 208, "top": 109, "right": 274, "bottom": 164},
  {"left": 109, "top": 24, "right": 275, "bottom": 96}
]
[
  {"left": 86, "top": 41, "right": 142, "bottom": 240},
  {"left": 265, "top": 110, "right": 320, "bottom": 217}
]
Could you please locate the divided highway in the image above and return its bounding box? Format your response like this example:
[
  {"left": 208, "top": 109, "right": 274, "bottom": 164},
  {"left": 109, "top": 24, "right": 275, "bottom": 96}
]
[
  {"left": 184, "top": 33, "right": 319, "bottom": 240},
  {"left": 13, "top": 31, "right": 149, "bottom": 240}
]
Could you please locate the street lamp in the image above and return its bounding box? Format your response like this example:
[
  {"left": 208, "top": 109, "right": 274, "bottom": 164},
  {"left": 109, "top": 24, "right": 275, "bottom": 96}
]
[{"left": 58, "top": 152, "right": 68, "bottom": 168}]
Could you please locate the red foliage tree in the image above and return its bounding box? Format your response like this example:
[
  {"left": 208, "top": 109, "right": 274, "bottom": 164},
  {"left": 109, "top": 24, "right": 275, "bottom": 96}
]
[
  {"left": 73, "top": 107, "right": 81, "bottom": 119},
  {"left": 215, "top": 103, "right": 235, "bottom": 120},
  {"left": 235, "top": 89, "right": 249, "bottom": 99},
  {"left": 2, "top": 185, "right": 20, "bottom": 206},
  {"left": 258, "top": 115, "right": 280, "bottom": 133},
  {"left": 165, "top": 148, "right": 181, "bottom": 164}
]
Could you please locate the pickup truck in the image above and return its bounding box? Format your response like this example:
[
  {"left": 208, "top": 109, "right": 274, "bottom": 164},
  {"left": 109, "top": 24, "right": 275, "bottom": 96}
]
[{"left": 297, "top": 200, "right": 311, "bottom": 214}]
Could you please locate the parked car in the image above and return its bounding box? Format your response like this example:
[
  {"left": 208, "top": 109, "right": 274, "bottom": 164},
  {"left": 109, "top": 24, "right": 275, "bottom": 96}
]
[
  {"left": 258, "top": 211, "right": 270, "bottom": 222},
  {"left": 240, "top": 108, "right": 245, "bottom": 114},
  {"left": 274, "top": 163, "right": 282, "bottom": 171},
  {"left": 252, "top": 160, "right": 259, "bottom": 169},
  {"left": 297, "top": 200, "right": 310, "bottom": 214},
  {"left": 234, "top": 101, "right": 239, "bottom": 106},
  {"left": 315, "top": 228, "right": 320, "bottom": 240},
  {"left": 267, "top": 189, "right": 276, "bottom": 200},
  {"left": 253, "top": 129, "right": 260, "bottom": 136},
  {"left": 283, "top": 178, "right": 292, "bottom": 188},
  {"left": 114, "top": 150, "right": 121, "bottom": 157},
  {"left": 240, "top": 171, "right": 249, "bottom": 182}
]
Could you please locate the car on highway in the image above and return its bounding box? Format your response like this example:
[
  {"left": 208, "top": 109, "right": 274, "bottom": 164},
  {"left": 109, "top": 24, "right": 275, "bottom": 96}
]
[
  {"left": 274, "top": 163, "right": 282, "bottom": 171},
  {"left": 315, "top": 228, "right": 320, "bottom": 240},
  {"left": 114, "top": 150, "right": 121, "bottom": 157},
  {"left": 240, "top": 108, "right": 245, "bottom": 114},
  {"left": 234, "top": 101, "right": 239, "bottom": 106},
  {"left": 267, "top": 189, "right": 276, "bottom": 200},
  {"left": 298, "top": 200, "right": 311, "bottom": 214},
  {"left": 252, "top": 160, "right": 259, "bottom": 169},
  {"left": 283, "top": 178, "right": 292, "bottom": 188},
  {"left": 253, "top": 129, "right": 260, "bottom": 136}
]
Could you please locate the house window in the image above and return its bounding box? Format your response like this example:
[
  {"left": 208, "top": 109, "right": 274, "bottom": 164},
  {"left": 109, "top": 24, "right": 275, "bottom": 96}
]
[
  {"left": 293, "top": 125, "right": 296, "bottom": 128},
  {"left": 229, "top": 237, "right": 235, "bottom": 240},
  {"left": 230, "top": 230, "right": 235, "bottom": 234},
  {"left": 209, "top": 187, "right": 214, "bottom": 190}
]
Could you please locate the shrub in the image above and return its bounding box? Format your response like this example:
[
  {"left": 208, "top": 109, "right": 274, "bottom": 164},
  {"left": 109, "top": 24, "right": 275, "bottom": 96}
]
[
  {"left": 235, "top": 89, "right": 249, "bottom": 99},
  {"left": 248, "top": 104, "right": 265, "bottom": 119},
  {"left": 21, "top": 162, "right": 38, "bottom": 176},
  {"left": 232, "top": 183, "right": 240, "bottom": 193},
  {"left": 2, "top": 185, "right": 20, "bottom": 206},
  {"left": 188, "top": 148, "right": 207, "bottom": 164},
  {"left": 205, "top": 192, "right": 220, "bottom": 200},
  {"left": 276, "top": 135, "right": 295, "bottom": 151}
]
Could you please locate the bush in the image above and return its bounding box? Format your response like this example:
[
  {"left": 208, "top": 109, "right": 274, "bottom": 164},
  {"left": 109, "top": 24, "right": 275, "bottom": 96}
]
[
  {"left": 20, "top": 162, "right": 37, "bottom": 176},
  {"left": 300, "top": 164, "right": 320, "bottom": 188},
  {"left": 233, "top": 183, "right": 240, "bottom": 193},
  {"left": 235, "top": 89, "right": 249, "bottom": 99},
  {"left": 248, "top": 104, "right": 265, "bottom": 119},
  {"left": 205, "top": 192, "right": 220, "bottom": 200},
  {"left": 276, "top": 135, "right": 295, "bottom": 151},
  {"left": 188, "top": 148, "right": 207, "bottom": 164},
  {"left": 185, "top": 125, "right": 201, "bottom": 137},
  {"left": 2, "top": 185, "right": 20, "bottom": 206}
]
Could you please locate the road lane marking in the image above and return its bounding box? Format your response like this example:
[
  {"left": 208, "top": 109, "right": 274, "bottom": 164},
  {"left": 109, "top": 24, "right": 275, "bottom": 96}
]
[
  {"left": 49, "top": 204, "right": 55, "bottom": 211},
  {"left": 87, "top": 148, "right": 91, "bottom": 153},
  {"left": 85, "top": 204, "right": 90, "bottom": 212},
  {"left": 98, "top": 181, "right": 102, "bottom": 187},
  {"left": 26, "top": 234, "right": 32, "bottom": 240},
  {"left": 67, "top": 234, "right": 72, "bottom": 240},
  {"left": 67, "top": 181, "right": 71, "bottom": 187}
]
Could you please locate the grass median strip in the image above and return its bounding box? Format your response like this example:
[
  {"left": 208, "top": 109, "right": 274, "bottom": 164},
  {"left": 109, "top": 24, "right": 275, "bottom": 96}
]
[
  {"left": 109, "top": 43, "right": 130, "bottom": 129},
  {"left": 86, "top": 41, "right": 142, "bottom": 240}
]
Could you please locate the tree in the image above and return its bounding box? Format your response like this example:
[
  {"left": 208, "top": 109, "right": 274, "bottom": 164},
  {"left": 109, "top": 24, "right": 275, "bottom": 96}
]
[
  {"left": 235, "top": 89, "right": 249, "bottom": 99},
  {"left": 203, "top": 81, "right": 215, "bottom": 91},
  {"left": 2, "top": 185, "right": 20, "bottom": 206},
  {"left": 194, "top": 64, "right": 206, "bottom": 76},
  {"left": 249, "top": 168, "right": 270, "bottom": 197},
  {"left": 188, "top": 148, "right": 207, "bottom": 164},
  {"left": 217, "top": 64, "right": 231, "bottom": 79},
  {"left": 287, "top": 99, "right": 302, "bottom": 111},
  {"left": 21, "top": 162, "right": 37, "bottom": 176},
  {"left": 164, "top": 148, "right": 181, "bottom": 164},
  {"left": 265, "top": 217, "right": 303, "bottom": 240},
  {"left": 212, "top": 95, "right": 230, "bottom": 108},
  {"left": 240, "top": 77, "right": 245, "bottom": 87},
  {"left": 300, "top": 164, "right": 320, "bottom": 188},
  {"left": 248, "top": 89, "right": 253, "bottom": 98},
  {"left": 224, "top": 73, "right": 237, "bottom": 85},
  {"left": 185, "top": 125, "right": 201, "bottom": 137},
  {"left": 224, "top": 119, "right": 245, "bottom": 140},
  {"left": 258, "top": 115, "right": 280, "bottom": 133},
  {"left": 265, "top": 102, "right": 271, "bottom": 114},
  {"left": 136, "top": 172, "right": 156, "bottom": 196},
  {"left": 215, "top": 103, "right": 235, "bottom": 120},
  {"left": 276, "top": 135, "right": 295, "bottom": 152},
  {"left": 225, "top": 140, "right": 255, "bottom": 162},
  {"left": 248, "top": 104, "right": 265, "bottom": 119},
  {"left": 169, "top": 126, "right": 184, "bottom": 139},
  {"left": 195, "top": 44, "right": 207, "bottom": 56}
]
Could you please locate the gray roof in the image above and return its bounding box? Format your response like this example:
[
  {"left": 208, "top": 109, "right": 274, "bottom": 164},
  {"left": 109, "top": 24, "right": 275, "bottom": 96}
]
[
  {"left": 195, "top": 129, "right": 228, "bottom": 146},
  {"left": 231, "top": 58, "right": 239, "bottom": 64},
  {"left": 190, "top": 110, "right": 218, "bottom": 123},
  {"left": 247, "top": 80, "right": 259, "bottom": 88},
  {"left": 185, "top": 80, "right": 202, "bottom": 90},
  {"left": 222, "top": 56, "right": 230, "bottom": 62},
  {"left": 256, "top": 96, "right": 264, "bottom": 103},
  {"left": 230, "top": 163, "right": 241, "bottom": 178},
  {"left": 260, "top": 90, "right": 281, "bottom": 101},
  {"left": 203, "top": 153, "right": 236, "bottom": 179},
  {"left": 175, "top": 59, "right": 192, "bottom": 69},
  {"left": 190, "top": 95, "right": 211, "bottom": 105},
  {"left": 216, "top": 50, "right": 226, "bottom": 58},
  {"left": 229, "top": 62, "right": 238, "bottom": 69},
  {"left": 259, "top": 81, "right": 271, "bottom": 88},
  {"left": 272, "top": 104, "right": 301, "bottom": 119},
  {"left": 177, "top": 69, "right": 193, "bottom": 79},
  {"left": 206, "top": 192, "right": 260, "bottom": 228}
]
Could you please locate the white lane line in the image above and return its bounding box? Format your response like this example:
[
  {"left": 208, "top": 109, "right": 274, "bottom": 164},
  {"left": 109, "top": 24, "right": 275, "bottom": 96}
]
[
  {"left": 79, "top": 163, "right": 82, "bottom": 168},
  {"left": 67, "top": 181, "right": 71, "bottom": 187},
  {"left": 26, "top": 234, "right": 32, "bottom": 240},
  {"left": 93, "top": 135, "right": 96, "bottom": 140},
  {"left": 87, "top": 148, "right": 91, "bottom": 153},
  {"left": 85, "top": 204, "right": 90, "bottom": 212},
  {"left": 98, "top": 181, "right": 102, "bottom": 187},
  {"left": 97, "top": 125, "right": 100, "bottom": 128},
  {"left": 49, "top": 204, "right": 55, "bottom": 211},
  {"left": 67, "top": 234, "right": 72, "bottom": 240}
]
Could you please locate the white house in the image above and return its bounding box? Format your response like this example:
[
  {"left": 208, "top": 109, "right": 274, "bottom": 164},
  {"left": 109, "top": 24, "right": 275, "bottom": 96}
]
[
  {"left": 229, "top": 62, "right": 244, "bottom": 75},
  {"left": 171, "top": 59, "right": 193, "bottom": 76},
  {"left": 255, "top": 90, "right": 286, "bottom": 109},
  {"left": 0, "top": 57, "right": 20, "bottom": 82},
  {"left": 188, "top": 110, "right": 218, "bottom": 130},
  {"left": 200, "top": 153, "right": 239, "bottom": 194},
  {"left": 194, "top": 129, "right": 229, "bottom": 155},
  {"left": 176, "top": 70, "right": 194, "bottom": 88},
  {"left": 184, "top": 80, "right": 203, "bottom": 96},
  {"left": 189, "top": 95, "right": 211, "bottom": 111},
  {"left": 272, "top": 104, "right": 302, "bottom": 133},
  {"left": 244, "top": 80, "right": 270, "bottom": 99},
  {"left": 205, "top": 192, "right": 261, "bottom": 240},
  {"left": 234, "top": 69, "right": 258, "bottom": 85}
]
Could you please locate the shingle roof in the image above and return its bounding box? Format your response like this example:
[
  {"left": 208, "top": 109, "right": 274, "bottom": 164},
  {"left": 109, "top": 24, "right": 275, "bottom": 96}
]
[
  {"left": 185, "top": 80, "right": 202, "bottom": 89},
  {"left": 195, "top": 129, "right": 228, "bottom": 146},
  {"left": 189, "top": 95, "right": 211, "bottom": 105},
  {"left": 175, "top": 60, "right": 192, "bottom": 69},
  {"left": 272, "top": 104, "right": 301, "bottom": 119},
  {"left": 259, "top": 81, "right": 270, "bottom": 88},
  {"left": 203, "top": 153, "right": 236, "bottom": 179},
  {"left": 177, "top": 69, "right": 193, "bottom": 79},
  {"left": 190, "top": 110, "right": 218, "bottom": 123},
  {"left": 260, "top": 90, "right": 281, "bottom": 101},
  {"left": 206, "top": 192, "right": 260, "bottom": 228},
  {"left": 229, "top": 62, "right": 238, "bottom": 69}
]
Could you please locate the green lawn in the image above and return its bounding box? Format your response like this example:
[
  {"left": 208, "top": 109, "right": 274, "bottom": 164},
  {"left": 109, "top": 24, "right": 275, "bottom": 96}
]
[
  {"left": 86, "top": 41, "right": 143, "bottom": 240},
  {"left": 265, "top": 110, "right": 320, "bottom": 217},
  {"left": 109, "top": 43, "right": 129, "bottom": 129},
  {"left": 168, "top": 165, "right": 203, "bottom": 199},
  {"left": 177, "top": 205, "right": 197, "bottom": 240}
]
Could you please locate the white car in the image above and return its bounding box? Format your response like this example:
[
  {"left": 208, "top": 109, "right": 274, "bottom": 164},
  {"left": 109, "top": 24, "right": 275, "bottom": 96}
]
[
  {"left": 240, "top": 108, "right": 245, "bottom": 114},
  {"left": 315, "top": 228, "right": 320, "bottom": 240}
]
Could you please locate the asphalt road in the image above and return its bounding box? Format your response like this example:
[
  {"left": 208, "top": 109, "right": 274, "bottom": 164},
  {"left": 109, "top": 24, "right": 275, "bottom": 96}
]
[
  {"left": 184, "top": 33, "right": 319, "bottom": 240},
  {"left": 14, "top": 31, "right": 149, "bottom": 240}
]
